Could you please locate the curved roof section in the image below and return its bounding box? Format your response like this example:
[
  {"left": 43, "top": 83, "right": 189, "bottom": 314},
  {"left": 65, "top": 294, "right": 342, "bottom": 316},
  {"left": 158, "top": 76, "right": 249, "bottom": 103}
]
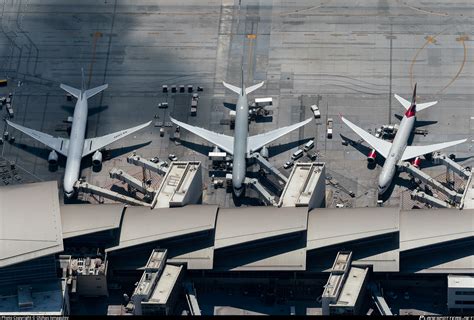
[
  {"left": 214, "top": 206, "right": 308, "bottom": 249},
  {"left": 61, "top": 204, "right": 124, "bottom": 239},
  {"left": 307, "top": 207, "right": 400, "bottom": 250},
  {"left": 400, "top": 209, "right": 474, "bottom": 252},
  {"left": 106, "top": 205, "right": 218, "bottom": 252},
  {"left": 0, "top": 181, "right": 63, "bottom": 268}
]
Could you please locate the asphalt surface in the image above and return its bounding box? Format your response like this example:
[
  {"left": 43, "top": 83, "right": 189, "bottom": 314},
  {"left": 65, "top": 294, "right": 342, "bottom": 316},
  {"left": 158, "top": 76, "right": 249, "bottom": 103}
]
[{"left": 0, "top": 0, "right": 472, "bottom": 208}]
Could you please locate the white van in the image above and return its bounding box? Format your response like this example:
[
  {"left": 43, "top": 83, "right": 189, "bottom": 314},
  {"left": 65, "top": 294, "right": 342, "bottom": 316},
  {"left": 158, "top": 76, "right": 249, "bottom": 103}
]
[
  {"left": 291, "top": 149, "right": 304, "bottom": 160},
  {"left": 310, "top": 104, "right": 321, "bottom": 118},
  {"left": 304, "top": 140, "right": 314, "bottom": 151}
]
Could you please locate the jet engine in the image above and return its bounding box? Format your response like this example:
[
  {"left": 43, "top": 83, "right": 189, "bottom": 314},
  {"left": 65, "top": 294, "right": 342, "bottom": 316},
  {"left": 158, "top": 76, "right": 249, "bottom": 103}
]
[
  {"left": 92, "top": 150, "right": 103, "bottom": 166},
  {"left": 412, "top": 156, "right": 421, "bottom": 169},
  {"left": 48, "top": 150, "right": 58, "bottom": 165},
  {"left": 260, "top": 146, "right": 269, "bottom": 159},
  {"left": 367, "top": 149, "right": 376, "bottom": 163}
]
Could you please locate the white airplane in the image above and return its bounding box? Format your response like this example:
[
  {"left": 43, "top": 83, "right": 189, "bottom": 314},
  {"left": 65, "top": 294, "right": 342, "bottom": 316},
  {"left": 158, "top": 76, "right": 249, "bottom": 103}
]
[
  {"left": 7, "top": 71, "right": 151, "bottom": 197},
  {"left": 170, "top": 72, "right": 312, "bottom": 196},
  {"left": 341, "top": 83, "right": 467, "bottom": 195}
]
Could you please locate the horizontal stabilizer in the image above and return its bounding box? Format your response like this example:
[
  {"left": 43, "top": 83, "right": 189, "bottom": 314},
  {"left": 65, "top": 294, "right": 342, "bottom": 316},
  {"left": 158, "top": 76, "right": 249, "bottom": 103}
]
[
  {"left": 416, "top": 100, "right": 438, "bottom": 112},
  {"left": 60, "top": 84, "right": 81, "bottom": 99},
  {"left": 85, "top": 84, "right": 108, "bottom": 99},
  {"left": 401, "top": 138, "right": 467, "bottom": 161},
  {"left": 394, "top": 93, "right": 437, "bottom": 112},
  {"left": 222, "top": 81, "right": 241, "bottom": 95},
  {"left": 245, "top": 81, "right": 264, "bottom": 95}
]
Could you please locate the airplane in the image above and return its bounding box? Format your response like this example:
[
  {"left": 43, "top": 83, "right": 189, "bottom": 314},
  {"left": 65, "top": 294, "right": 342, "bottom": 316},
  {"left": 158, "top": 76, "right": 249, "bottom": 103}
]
[
  {"left": 341, "top": 83, "right": 467, "bottom": 195},
  {"left": 6, "top": 71, "right": 151, "bottom": 197},
  {"left": 170, "top": 71, "right": 312, "bottom": 197}
]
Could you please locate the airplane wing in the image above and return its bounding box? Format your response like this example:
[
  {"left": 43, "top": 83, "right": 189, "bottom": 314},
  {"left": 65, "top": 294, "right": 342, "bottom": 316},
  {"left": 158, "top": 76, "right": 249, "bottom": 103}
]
[
  {"left": 82, "top": 121, "right": 151, "bottom": 157},
  {"left": 6, "top": 120, "right": 69, "bottom": 156},
  {"left": 401, "top": 139, "right": 467, "bottom": 161},
  {"left": 340, "top": 116, "right": 392, "bottom": 158},
  {"left": 247, "top": 118, "right": 312, "bottom": 153},
  {"left": 169, "top": 117, "right": 234, "bottom": 154}
]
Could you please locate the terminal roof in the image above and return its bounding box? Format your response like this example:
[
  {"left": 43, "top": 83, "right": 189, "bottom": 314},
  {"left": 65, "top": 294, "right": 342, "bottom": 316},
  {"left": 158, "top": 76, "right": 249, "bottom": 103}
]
[
  {"left": 106, "top": 205, "right": 218, "bottom": 252},
  {"left": 61, "top": 204, "right": 124, "bottom": 239},
  {"left": 400, "top": 209, "right": 474, "bottom": 251},
  {"left": 0, "top": 181, "right": 63, "bottom": 268},
  {"left": 307, "top": 207, "right": 399, "bottom": 250},
  {"left": 215, "top": 206, "right": 308, "bottom": 249}
]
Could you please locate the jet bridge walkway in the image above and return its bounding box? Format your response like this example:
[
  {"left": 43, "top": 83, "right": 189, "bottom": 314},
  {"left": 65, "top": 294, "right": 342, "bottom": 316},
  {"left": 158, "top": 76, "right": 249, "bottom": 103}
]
[
  {"left": 249, "top": 152, "right": 288, "bottom": 183},
  {"left": 400, "top": 162, "right": 463, "bottom": 202}
]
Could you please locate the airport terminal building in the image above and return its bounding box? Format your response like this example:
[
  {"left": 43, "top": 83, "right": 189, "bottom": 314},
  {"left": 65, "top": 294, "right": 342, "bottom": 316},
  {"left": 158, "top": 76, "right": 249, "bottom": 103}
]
[{"left": 2, "top": 181, "right": 474, "bottom": 315}]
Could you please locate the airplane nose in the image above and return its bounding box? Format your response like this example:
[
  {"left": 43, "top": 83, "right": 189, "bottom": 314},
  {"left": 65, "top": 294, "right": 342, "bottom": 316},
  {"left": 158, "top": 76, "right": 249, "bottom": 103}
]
[
  {"left": 64, "top": 190, "right": 75, "bottom": 198},
  {"left": 378, "top": 174, "right": 391, "bottom": 195},
  {"left": 63, "top": 180, "right": 75, "bottom": 198},
  {"left": 233, "top": 181, "right": 245, "bottom": 197}
]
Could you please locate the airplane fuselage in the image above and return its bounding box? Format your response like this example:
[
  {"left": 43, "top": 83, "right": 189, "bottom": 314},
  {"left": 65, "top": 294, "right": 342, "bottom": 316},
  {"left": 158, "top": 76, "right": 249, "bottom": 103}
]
[
  {"left": 63, "top": 93, "right": 88, "bottom": 197},
  {"left": 231, "top": 92, "right": 249, "bottom": 196},
  {"left": 378, "top": 111, "right": 415, "bottom": 194}
]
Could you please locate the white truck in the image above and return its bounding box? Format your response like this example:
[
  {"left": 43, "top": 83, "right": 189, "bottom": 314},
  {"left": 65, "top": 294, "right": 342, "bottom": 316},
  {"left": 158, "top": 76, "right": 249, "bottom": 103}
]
[
  {"left": 327, "top": 118, "right": 333, "bottom": 139},
  {"left": 310, "top": 104, "right": 321, "bottom": 119}
]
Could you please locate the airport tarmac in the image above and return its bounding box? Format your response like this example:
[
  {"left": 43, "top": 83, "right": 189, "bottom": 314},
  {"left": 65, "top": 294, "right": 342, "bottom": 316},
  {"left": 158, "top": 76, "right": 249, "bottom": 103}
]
[{"left": 0, "top": 0, "right": 472, "bottom": 208}]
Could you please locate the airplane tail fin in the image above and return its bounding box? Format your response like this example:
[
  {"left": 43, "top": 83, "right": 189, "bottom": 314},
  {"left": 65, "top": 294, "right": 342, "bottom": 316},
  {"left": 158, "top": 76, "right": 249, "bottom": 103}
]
[
  {"left": 81, "top": 67, "right": 86, "bottom": 92},
  {"left": 222, "top": 64, "right": 264, "bottom": 96},
  {"left": 60, "top": 68, "right": 107, "bottom": 100},
  {"left": 394, "top": 83, "right": 437, "bottom": 112},
  {"left": 59, "top": 83, "right": 108, "bottom": 100},
  {"left": 411, "top": 83, "right": 417, "bottom": 106},
  {"left": 222, "top": 81, "right": 264, "bottom": 96},
  {"left": 241, "top": 65, "right": 245, "bottom": 93}
]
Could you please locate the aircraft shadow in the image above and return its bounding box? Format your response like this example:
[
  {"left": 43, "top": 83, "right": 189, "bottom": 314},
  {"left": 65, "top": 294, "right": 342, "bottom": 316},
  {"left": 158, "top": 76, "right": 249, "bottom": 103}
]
[
  {"left": 222, "top": 102, "right": 236, "bottom": 111},
  {"left": 80, "top": 141, "right": 152, "bottom": 170},
  {"left": 339, "top": 134, "right": 384, "bottom": 169},
  {"left": 61, "top": 105, "right": 109, "bottom": 117},
  {"left": 232, "top": 190, "right": 266, "bottom": 207},
  {"left": 179, "top": 140, "right": 214, "bottom": 156},
  {"left": 394, "top": 114, "right": 438, "bottom": 127},
  {"left": 379, "top": 173, "right": 414, "bottom": 201},
  {"left": 9, "top": 142, "right": 67, "bottom": 170},
  {"left": 8, "top": 139, "right": 151, "bottom": 171},
  {"left": 267, "top": 138, "right": 312, "bottom": 158},
  {"left": 254, "top": 115, "right": 273, "bottom": 123}
]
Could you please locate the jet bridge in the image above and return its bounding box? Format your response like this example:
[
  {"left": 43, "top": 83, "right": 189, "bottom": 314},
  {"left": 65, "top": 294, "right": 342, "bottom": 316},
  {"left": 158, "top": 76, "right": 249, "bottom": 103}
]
[
  {"left": 410, "top": 189, "right": 453, "bottom": 208},
  {"left": 127, "top": 153, "right": 168, "bottom": 175},
  {"left": 431, "top": 152, "right": 472, "bottom": 179},
  {"left": 245, "top": 177, "right": 278, "bottom": 206},
  {"left": 400, "top": 162, "right": 463, "bottom": 202},
  {"left": 368, "top": 283, "right": 393, "bottom": 316},
  {"left": 74, "top": 180, "right": 151, "bottom": 207},
  {"left": 249, "top": 152, "right": 288, "bottom": 183},
  {"left": 109, "top": 168, "right": 155, "bottom": 198}
]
